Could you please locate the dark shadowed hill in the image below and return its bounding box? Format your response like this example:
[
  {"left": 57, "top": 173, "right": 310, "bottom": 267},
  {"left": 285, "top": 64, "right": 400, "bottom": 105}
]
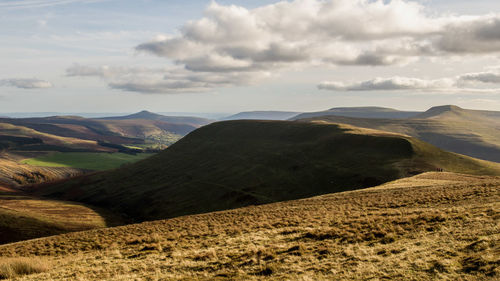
[
  {"left": 37, "top": 120, "right": 500, "bottom": 221},
  {"left": 296, "top": 105, "right": 500, "bottom": 162},
  {"left": 222, "top": 111, "right": 301, "bottom": 120},
  {"left": 101, "top": 110, "right": 213, "bottom": 127},
  {"left": 291, "top": 106, "right": 421, "bottom": 120}
]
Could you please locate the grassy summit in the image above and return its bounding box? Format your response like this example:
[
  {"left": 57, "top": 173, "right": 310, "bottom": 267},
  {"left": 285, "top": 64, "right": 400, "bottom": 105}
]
[{"left": 38, "top": 120, "right": 500, "bottom": 221}]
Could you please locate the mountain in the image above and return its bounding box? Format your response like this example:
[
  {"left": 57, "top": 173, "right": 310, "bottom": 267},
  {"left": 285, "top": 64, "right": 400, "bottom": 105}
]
[
  {"left": 222, "top": 111, "right": 301, "bottom": 120},
  {"left": 296, "top": 105, "right": 500, "bottom": 162},
  {"left": 0, "top": 113, "right": 205, "bottom": 150},
  {"left": 36, "top": 120, "right": 500, "bottom": 221},
  {"left": 101, "top": 110, "right": 213, "bottom": 127},
  {"left": 4, "top": 172, "right": 499, "bottom": 280},
  {"left": 290, "top": 106, "right": 421, "bottom": 120}
]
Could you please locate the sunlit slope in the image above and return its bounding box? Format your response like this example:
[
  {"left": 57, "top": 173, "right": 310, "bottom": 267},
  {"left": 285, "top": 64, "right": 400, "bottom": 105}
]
[
  {"left": 297, "top": 105, "right": 500, "bottom": 162},
  {"left": 0, "top": 187, "right": 124, "bottom": 244},
  {"left": 291, "top": 106, "right": 421, "bottom": 120},
  {"left": 2, "top": 172, "right": 499, "bottom": 280},
  {"left": 0, "top": 156, "right": 81, "bottom": 187},
  {"left": 39, "top": 120, "right": 500, "bottom": 221}
]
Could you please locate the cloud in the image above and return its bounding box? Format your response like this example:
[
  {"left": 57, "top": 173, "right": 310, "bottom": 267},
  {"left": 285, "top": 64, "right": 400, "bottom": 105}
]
[
  {"left": 318, "top": 77, "right": 455, "bottom": 91},
  {"left": 136, "top": 1, "right": 500, "bottom": 70},
  {"left": 319, "top": 70, "right": 500, "bottom": 92},
  {"left": 0, "top": 78, "right": 53, "bottom": 89},
  {"left": 66, "top": 64, "right": 269, "bottom": 94},
  {"left": 70, "top": 1, "right": 500, "bottom": 94},
  {"left": 458, "top": 71, "right": 500, "bottom": 84},
  {"left": 0, "top": 0, "right": 107, "bottom": 9}
]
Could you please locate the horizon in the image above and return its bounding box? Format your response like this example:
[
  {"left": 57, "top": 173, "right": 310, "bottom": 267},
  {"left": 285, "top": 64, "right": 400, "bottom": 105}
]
[
  {"left": 0, "top": 104, "right": 495, "bottom": 119},
  {"left": 1, "top": 0, "right": 500, "bottom": 112}
]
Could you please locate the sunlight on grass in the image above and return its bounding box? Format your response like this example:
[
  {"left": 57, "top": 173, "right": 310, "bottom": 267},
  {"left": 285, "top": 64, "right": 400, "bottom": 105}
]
[{"left": 21, "top": 152, "right": 154, "bottom": 170}]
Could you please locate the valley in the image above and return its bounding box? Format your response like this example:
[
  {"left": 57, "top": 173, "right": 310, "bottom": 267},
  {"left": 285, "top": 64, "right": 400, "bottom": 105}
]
[{"left": 0, "top": 106, "right": 499, "bottom": 280}]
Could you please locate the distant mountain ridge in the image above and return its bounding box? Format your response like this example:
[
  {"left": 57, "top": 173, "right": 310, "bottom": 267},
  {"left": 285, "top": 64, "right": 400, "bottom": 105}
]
[
  {"left": 222, "top": 111, "right": 301, "bottom": 120},
  {"left": 101, "top": 110, "right": 213, "bottom": 127},
  {"left": 0, "top": 111, "right": 214, "bottom": 154},
  {"left": 291, "top": 106, "right": 421, "bottom": 120},
  {"left": 296, "top": 105, "right": 500, "bottom": 162}
]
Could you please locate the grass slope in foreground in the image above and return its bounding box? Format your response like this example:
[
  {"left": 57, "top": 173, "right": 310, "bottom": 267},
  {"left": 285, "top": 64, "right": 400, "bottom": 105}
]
[
  {"left": 21, "top": 152, "right": 154, "bottom": 171},
  {"left": 0, "top": 187, "right": 123, "bottom": 244},
  {"left": 38, "top": 120, "right": 500, "bottom": 221},
  {"left": 1, "top": 172, "right": 498, "bottom": 280}
]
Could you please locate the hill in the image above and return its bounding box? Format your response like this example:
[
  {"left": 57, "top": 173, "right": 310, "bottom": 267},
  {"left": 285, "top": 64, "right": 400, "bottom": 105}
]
[
  {"left": 36, "top": 120, "right": 500, "bottom": 221},
  {"left": 0, "top": 115, "right": 199, "bottom": 149},
  {"left": 222, "top": 111, "right": 301, "bottom": 120},
  {"left": 101, "top": 110, "right": 213, "bottom": 127},
  {"left": 296, "top": 105, "right": 500, "bottom": 162},
  {"left": 0, "top": 154, "right": 82, "bottom": 187},
  {"left": 0, "top": 184, "right": 124, "bottom": 244},
  {"left": 0, "top": 122, "right": 109, "bottom": 152},
  {"left": 1, "top": 172, "right": 498, "bottom": 280},
  {"left": 291, "top": 106, "right": 421, "bottom": 120}
]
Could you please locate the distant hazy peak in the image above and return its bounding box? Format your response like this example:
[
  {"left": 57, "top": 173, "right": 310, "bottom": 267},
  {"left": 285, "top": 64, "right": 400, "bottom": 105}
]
[
  {"left": 417, "top": 105, "right": 464, "bottom": 118},
  {"left": 327, "top": 106, "right": 401, "bottom": 112}
]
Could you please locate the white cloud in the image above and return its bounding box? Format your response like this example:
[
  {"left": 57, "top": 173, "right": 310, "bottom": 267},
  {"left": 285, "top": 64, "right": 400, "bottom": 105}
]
[
  {"left": 0, "top": 0, "right": 107, "bottom": 9},
  {"left": 65, "top": 64, "right": 270, "bottom": 94},
  {"left": 0, "top": 78, "right": 53, "bottom": 89},
  {"left": 319, "top": 70, "right": 500, "bottom": 92},
  {"left": 68, "top": 1, "right": 500, "bottom": 94},
  {"left": 136, "top": 1, "right": 500, "bottom": 70},
  {"left": 318, "top": 77, "right": 455, "bottom": 91}
]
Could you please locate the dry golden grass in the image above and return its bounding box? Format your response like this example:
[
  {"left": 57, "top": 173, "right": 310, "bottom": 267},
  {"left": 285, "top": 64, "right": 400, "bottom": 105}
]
[
  {"left": 0, "top": 172, "right": 498, "bottom": 280},
  {"left": 0, "top": 257, "right": 51, "bottom": 279},
  {"left": 0, "top": 154, "right": 82, "bottom": 187}
]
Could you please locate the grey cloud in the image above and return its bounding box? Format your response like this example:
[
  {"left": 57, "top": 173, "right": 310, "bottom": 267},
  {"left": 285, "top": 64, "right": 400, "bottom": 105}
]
[
  {"left": 437, "top": 17, "right": 500, "bottom": 53},
  {"left": 0, "top": 78, "right": 53, "bottom": 89},
  {"left": 318, "top": 77, "right": 455, "bottom": 91},
  {"left": 108, "top": 80, "right": 211, "bottom": 94},
  {"left": 136, "top": 0, "right": 500, "bottom": 76},
  {"left": 65, "top": 64, "right": 268, "bottom": 94},
  {"left": 458, "top": 71, "right": 500, "bottom": 84},
  {"left": 319, "top": 71, "right": 500, "bottom": 92},
  {"left": 72, "top": 1, "right": 500, "bottom": 94}
]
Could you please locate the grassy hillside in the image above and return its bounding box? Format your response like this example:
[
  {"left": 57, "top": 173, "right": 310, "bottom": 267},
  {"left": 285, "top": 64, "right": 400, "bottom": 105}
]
[
  {"left": 37, "top": 120, "right": 500, "bottom": 221},
  {"left": 291, "top": 106, "right": 421, "bottom": 120},
  {"left": 0, "top": 112, "right": 208, "bottom": 151},
  {"left": 297, "top": 105, "right": 500, "bottom": 162},
  {"left": 0, "top": 155, "right": 82, "bottom": 187},
  {"left": 101, "top": 110, "right": 213, "bottom": 127},
  {"left": 0, "top": 122, "right": 108, "bottom": 152},
  {"left": 0, "top": 187, "right": 124, "bottom": 244},
  {"left": 21, "top": 152, "right": 154, "bottom": 171},
  {"left": 1, "top": 172, "right": 498, "bottom": 280}
]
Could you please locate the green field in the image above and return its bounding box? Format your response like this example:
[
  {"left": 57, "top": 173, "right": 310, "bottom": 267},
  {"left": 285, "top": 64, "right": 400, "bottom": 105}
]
[{"left": 21, "top": 152, "right": 154, "bottom": 171}]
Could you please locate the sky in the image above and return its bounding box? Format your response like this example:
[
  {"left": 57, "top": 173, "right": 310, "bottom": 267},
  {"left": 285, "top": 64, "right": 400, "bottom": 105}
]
[{"left": 1, "top": 0, "right": 500, "bottom": 114}]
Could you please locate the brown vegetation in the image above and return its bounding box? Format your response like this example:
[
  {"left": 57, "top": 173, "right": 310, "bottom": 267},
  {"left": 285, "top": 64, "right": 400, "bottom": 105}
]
[
  {"left": 0, "top": 154, "right": 82, "bottom": 187},
  {"left": 0, "top": 257, "right": 51, "bottom": 279},
  {"left": 0, "top": 172, "right": 498, "bottom": 280}
]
